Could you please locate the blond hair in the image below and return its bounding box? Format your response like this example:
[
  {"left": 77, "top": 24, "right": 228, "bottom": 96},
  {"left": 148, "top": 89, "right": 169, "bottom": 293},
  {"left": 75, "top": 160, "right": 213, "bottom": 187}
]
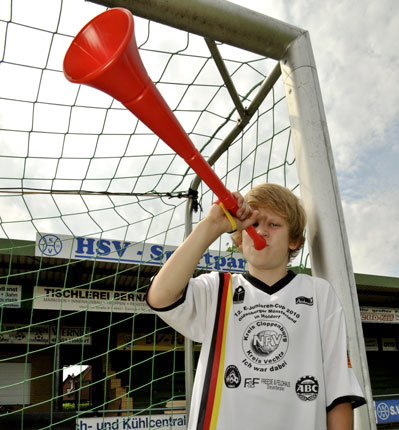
[{"left": 232, "top": 183, "right": 306, "bottom": 260}]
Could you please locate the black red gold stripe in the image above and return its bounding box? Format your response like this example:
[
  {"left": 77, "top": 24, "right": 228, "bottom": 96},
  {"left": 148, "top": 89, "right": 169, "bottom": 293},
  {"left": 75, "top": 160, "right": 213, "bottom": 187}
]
[{"left": 196, "top": 272, "right": 233, "bottom": 430}]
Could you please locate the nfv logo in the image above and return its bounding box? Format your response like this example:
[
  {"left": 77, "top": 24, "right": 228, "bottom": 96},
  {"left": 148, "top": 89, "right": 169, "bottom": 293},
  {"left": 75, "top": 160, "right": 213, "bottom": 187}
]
[
  {"left": 253, "top": 332, "right": 283, "bottom": 352},
  {"left": 242, "top": 320, "right": 289, "bottom": 366}
]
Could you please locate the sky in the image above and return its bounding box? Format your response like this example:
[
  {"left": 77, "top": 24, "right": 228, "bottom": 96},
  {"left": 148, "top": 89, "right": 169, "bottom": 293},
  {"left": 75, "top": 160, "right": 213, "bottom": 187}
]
[
  {"left": 0, "top": 0, "right": 398, "bottom": 278},
  {"left": 222, "top": 0, "right": 399, "bottom": 277}
]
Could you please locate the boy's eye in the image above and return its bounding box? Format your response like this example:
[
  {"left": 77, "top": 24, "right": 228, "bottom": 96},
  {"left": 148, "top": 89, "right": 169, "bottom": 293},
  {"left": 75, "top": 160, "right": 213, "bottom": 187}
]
[{"left": 253, "top": 222, "right": 259, "bottom": 227}]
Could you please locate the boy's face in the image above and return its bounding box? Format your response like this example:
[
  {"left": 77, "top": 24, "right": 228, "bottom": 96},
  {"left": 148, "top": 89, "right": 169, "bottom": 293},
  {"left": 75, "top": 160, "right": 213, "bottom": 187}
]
[{"left": 239, "top": 206, "right": 298, "bottom": 273}]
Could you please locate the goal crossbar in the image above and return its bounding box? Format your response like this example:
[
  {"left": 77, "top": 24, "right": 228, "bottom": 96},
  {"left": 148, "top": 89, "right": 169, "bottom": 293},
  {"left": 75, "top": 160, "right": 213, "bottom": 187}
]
[{"left": 90, "top": 0, "right": 304, "bottom": 60}]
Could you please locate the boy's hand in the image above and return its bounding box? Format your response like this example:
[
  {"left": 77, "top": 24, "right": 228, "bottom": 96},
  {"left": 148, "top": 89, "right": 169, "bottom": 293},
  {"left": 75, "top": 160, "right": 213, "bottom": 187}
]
[
  {"left": 231, "top": 191, "right": 253, "bottom": 221},
  {"left": 206, "top": 191, "right": 258, "bottom": 234}
]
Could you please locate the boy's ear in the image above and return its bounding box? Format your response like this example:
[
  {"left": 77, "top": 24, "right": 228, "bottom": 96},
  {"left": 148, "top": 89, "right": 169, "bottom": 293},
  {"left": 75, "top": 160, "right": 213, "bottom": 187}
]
[{"left": 288, "top": 238, "right": 300, "bottom": 251}]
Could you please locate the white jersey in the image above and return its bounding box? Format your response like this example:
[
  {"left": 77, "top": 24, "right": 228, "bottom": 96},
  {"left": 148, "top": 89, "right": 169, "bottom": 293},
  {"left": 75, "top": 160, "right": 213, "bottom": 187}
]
[{"left": 148, "top": 271, "right": 365, "bottom": 430}]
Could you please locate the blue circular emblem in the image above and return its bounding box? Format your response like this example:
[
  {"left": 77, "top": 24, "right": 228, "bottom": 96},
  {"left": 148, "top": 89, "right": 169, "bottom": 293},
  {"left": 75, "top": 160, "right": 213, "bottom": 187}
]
[
  {"left": 38, "top": 234, "right": 63, "bottom": 257},
  {"left": 376, "top": 403, "right": 390, "bottom": 421}
]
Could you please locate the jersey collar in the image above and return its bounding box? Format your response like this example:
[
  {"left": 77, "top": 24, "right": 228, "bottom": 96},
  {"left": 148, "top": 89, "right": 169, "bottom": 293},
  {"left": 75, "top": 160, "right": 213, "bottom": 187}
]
[{"left": 243, "top": 270, "right": 296, "bottom": 295}]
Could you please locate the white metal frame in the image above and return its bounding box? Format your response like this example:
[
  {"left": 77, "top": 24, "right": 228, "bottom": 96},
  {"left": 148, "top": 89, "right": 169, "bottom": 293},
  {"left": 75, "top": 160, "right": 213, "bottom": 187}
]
[{"left": 91, "top": 1, "right": 375, "bottom": 428}]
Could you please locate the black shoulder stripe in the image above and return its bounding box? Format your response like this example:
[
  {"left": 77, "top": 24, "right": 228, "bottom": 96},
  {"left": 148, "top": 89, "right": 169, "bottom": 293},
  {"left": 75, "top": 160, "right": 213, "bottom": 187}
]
[
  {"left": 327, "top": 395, "right": 366, "bottom": 412},
  {"left": 145, "top": 278, "right": 188, "bottom": 311}
]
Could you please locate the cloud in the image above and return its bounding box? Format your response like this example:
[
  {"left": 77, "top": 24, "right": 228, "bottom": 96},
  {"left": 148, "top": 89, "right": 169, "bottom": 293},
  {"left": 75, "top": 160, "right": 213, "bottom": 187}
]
[
  {"left": 343, "top": 191, "right": 399, "bottom": 276},
  {"left": 245, "top": 0, "right": 399, "bottom": 166}
]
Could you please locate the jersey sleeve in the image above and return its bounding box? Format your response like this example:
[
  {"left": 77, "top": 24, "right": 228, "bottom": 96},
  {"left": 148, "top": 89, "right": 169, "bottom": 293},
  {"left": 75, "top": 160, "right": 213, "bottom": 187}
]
[
  {"left": 319, "top": 283, "right": 366, "bottom": 411},
  {"left": 146, "top": 271, "right": 221, "bottom": 343}
]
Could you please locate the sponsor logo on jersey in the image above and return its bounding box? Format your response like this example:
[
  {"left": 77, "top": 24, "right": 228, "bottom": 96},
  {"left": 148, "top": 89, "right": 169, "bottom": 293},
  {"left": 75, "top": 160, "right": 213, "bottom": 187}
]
[
  {"left": 295, "top": 296, "right": 314, "bottom": 306},
  {"left": 244, "top": 377, "right": 260, "bottom": 388},
  {"left": 295, "top": 376, "right": 319, "bottom": 401},
  {"left": 233, "top": 286, "right": 245, "bottom": 304},
  {"left": 243, "top": 377, "right": 291, "bottom": 391},
  {"left": 242, "top": 320, "right": 289, "bottom": 366},
  {"left": 224, "top": 365, "right": 241, "bottom": 388}
]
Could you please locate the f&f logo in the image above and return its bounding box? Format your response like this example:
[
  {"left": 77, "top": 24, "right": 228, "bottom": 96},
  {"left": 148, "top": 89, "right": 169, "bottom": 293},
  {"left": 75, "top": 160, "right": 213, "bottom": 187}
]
[{"left": 244, "top": 378, "right": 260, "bottom": 388}]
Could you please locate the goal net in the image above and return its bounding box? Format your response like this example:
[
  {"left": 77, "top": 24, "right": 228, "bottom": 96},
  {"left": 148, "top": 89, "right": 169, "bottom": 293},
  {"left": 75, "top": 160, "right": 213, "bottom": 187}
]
[{"left": 0, "top": 0, "right": 373, "bottom": 429}]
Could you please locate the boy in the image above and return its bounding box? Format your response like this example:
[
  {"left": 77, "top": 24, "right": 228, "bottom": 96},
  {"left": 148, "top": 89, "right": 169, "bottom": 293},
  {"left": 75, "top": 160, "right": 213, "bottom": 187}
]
[{"left": 147, "top": 183, "right": 365, "bottom": 430}]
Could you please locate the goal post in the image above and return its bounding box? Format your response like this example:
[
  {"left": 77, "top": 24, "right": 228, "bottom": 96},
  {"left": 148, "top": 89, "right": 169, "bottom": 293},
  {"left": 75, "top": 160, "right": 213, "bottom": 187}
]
[
  {"left": 280, "top": 31, "right": 375, "bottom": 430},
  {"left": 89, "top": 0, "right": 375, "bottom": 427}
]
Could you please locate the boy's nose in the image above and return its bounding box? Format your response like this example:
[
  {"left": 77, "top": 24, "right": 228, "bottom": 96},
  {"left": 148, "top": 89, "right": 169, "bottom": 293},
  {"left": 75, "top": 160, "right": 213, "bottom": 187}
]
[{"left": 256, "top": 225, "right": 269, "bottom": 237}]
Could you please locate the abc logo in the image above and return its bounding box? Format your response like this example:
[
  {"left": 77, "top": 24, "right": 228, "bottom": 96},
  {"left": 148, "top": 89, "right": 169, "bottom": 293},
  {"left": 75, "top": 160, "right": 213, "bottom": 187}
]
[{"left": 295, "top": 376, "right": 319, "bottom": 401}]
